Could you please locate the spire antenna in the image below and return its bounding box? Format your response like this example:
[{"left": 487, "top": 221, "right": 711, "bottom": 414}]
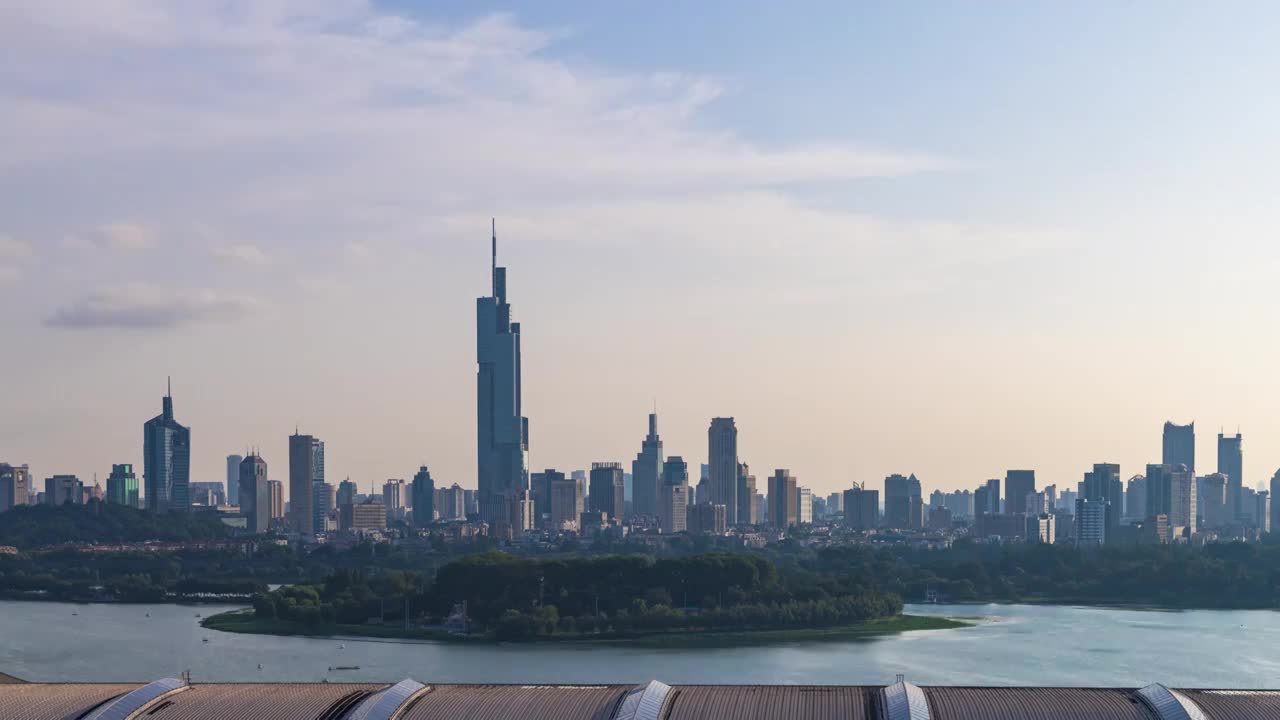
[
  {"left": 167, "top": 375, "right": 171, "bottom": 397},
  {"left": 491, "top": 218, "right": 497, "bottom": 295}
]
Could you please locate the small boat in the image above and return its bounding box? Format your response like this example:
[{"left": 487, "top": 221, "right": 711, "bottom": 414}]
[
  {"left": 257, "top": 664, "right": 263, "bottom": 670},
  {"left": 330, "top": 666, "right": 360, "bottom": 671},
  {"left": 202, "top": 638, "right": 209, "bottom": 643},
  {"left": 71, "top": 612, "right": 78, "bottom": 616},
  {"left": 145, "top": 613, "right": 151, "bottom": 618}
]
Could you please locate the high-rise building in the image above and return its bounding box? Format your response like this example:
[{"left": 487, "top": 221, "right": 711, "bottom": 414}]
[
  {"left": 0, "top": 463, "right": 31, "bottom": 512},
  {"left": 1198, "top": 474, "right": 1228, "bottom": 529},
  {"left": 1075, "top": 497, "right": 1107, "bottom": 546},
  {"left": 1005, "top": 470, "right": 1036, "bottom": 515},
  {"left": 105, "top": 464, "right": 139, "bottom": 507},
  {"left": 1081, "top": 463, "right": 1122, "bottom": 539},
  {"left": 659, "top": 456, "right": 690, "bottom": 534},
  {"left": 589, "top": 462, "right": 625, "bottom": 520},
  {"left": 797, "top": 486, "right": 813, "bottom": 525},
  {"left": 226, "top": 454, "right": 243, "bottom": 506},
  {"left": 288, "top": 432, "right": 324, "bottom": 534},
  {"left": 313, "top": 482, "right": 335, "bottom": 532},
  {"left": 189, "top": 481, "right": 225, "bottom": 507},
  {"left": 1147, "top": 463, "right": 1195, "bottom": 536},
  {"left": 336, "top": 478, "right": 357, "bottom": 508},
  {"left": 737, "top": 463, "right": 757, "bottom": 527},
  {"left": 1271, "top": 470, "right": 1280, "bottom": 535},
  {"left": 340, "top": 498, "right": 387, "bottom": 533},
  {"left": 630, "top": 413, "right": 663, "bottom": 518},
  {"left": 549, "top": 471, "right": 583, "bottom": 531},
  {"left": 768, "top": 469, "right": 797, "bottom": 528},
  {"left": 45, "top": 475, "right": 83, "bottom": 506},
  {"left": 827, "top": 492, "right": 844, "bottom": 518},
  {"left": 689, "top": 502, "right": 727, "bottom": 535},
  {"left": 1255, "top": 491, "right": 1271, "bottom": 533},
  {"left": 239, "top": 454, "right": 269, "bottom": 534},
  {"left": 143, "top": 381, "right": 190, "bottom": 512},
  {"left": 476, "top": 222, "right": 530, "bottom": 524},
  {"left": 1162, "top": 421, "right": 1195, "bottom": 474},
  {"left": 707, "top": 418, "right": 739, "bottom": 525},
  {"left": 1218, "top": 432, "right": 1243, "bottom": 522},
  {"left": 440, "top": 484, "right": 466, "bottom": 521},
  {"left": 411, "top": 467, "right": 435, "bottom": 528},
  {"left": 1028, "top": 513, "right": 1056, "bottom": 544},
  {"left": 382, "top": 479, "right": 405, "bottom": 522},
  {"left": 267, "top": 479, "right": 284, "bottom": 520},
  {"left": 1125, "top": 475, "right": 1147, "bottom": 520},
  {"left": 884, "top": 474, "right": 921, "bottom": 528}
]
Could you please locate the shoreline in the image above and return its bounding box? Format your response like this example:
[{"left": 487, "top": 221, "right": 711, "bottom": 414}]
[{"left": 201, "top": 610, "right": 970, "bottom": 647}]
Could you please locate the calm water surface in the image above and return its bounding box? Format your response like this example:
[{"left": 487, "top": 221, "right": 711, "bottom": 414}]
[{"left": 2, "top": 601, "right": 1277, "bottom": 687}]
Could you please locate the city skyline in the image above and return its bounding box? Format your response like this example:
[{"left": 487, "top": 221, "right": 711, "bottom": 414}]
[{"left": 7, "top": 3, "right": 1280, "bottom": 499}]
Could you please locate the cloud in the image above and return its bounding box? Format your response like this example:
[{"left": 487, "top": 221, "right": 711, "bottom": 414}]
[
  {"left": 96, "top": 223, "right": 153, "bottom": 251},
  {"left": 45, "top": 283, "right": 263, "bottom": 330},
  {"left": 0, "top": 266, "right": 18, "bottom": 286},
  {"left": 212, "top": 243, "right": 270, "bottom": 266},
  {"left": 0, "top": 236, "right": 33, "bottom": 261}
]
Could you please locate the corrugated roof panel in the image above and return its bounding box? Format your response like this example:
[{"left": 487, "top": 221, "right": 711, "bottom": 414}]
[
  {"left": 400, "top": 684, "right": 628, "bottom": 720},
  {"left": 664, "top": 685, "right": 871, "bottom": 720},
  {"left": 1179, "top": 690, "right": 1280, "bottom": 720},
  {"left": 0, "top": 683, "right": 138, "bottom": 720},
  {"left": 345, "top": 679, "right": 426, "bottom": 720},
  {"left": 926, "top": 687, "right": 1156, "bottom": 720},
  {"left": 138, "top": 683, "right": 385, "bottom": 720}
]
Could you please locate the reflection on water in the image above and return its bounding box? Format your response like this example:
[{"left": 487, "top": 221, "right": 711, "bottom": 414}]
[{"left": 1, "top": 600, "right": 1277, "bottom": 687}]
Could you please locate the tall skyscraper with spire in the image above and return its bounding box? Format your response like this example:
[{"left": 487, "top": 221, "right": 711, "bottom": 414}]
[
  {"left": 631, "top": 412, "right": 663, "bottom": 518},
  {"left": 477, "top": 220, "right": 530, "bottom": 523},
  {"left": 289, "top": 431, "right": 324, "bottom": 534},
  {"left": 143, "top": 378, "right": 190, "bottom": 512},
  {"left": 708, "top": 417, "right": 739, "bottom": 525}
]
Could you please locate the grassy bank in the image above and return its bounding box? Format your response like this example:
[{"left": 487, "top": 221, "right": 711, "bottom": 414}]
[{"left": 202, "top": 609, "right": 969, "bottom": 646}]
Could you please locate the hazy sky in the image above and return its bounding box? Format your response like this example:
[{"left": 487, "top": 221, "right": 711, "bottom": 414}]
[{"left": 4, "top": 1, "right": 1280, "bottom": 503}]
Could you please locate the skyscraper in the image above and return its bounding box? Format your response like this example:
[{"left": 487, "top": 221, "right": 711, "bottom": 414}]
[
  {"left": 630, "top": 413, "right": 663, "bottom": 518},
  {"left": 314, "top": 482, "right": 335, "bottom": 531},
  {"left": 659, "top": 456, "right": 689, "bottom": 534},
  {"left": 476, "top": 221, "right": 530, "bottom": 524},
  {"left": 1218, "top": 432, "right": 1243, "bottom": 522},
  {"left": 1162, "top": 421, "right": 1195, "bottom": 474},
  {"left": 267, "top": 479, "right": 284, "bottom": 520},
  {"left": 0, "top": 463, "right": 31, "bottom": 512},
  {"left": 884, "top": 474, "right": 920, "bottom": 527},
  {"left": 589, "top": 462, "right": 625, "bottom": 520},
  {"left": 843, "top": 483, "right": 879, "bottom": 529},
  {"left": 45, "top": 475, "right": 82, "bottom": 506},
  {"left": 1125, "top": 475, "right": 1147, "bottom": 520},
  {"left": 288, "top": 432, "right": 324, "bottom": 534},
  {"left": 737, "top": 462, "right": 756, "bottom": 527},
  {"left": 707, "top": 418, "right": 739, "bottom": 525},
  {"left": 337, "top": 478, "right": 357, "bottom": 507},
  {"left": 226, "top": 454, "right": 243, "bottom": 506},
  {"left": 383, "top": 479, "right": 405, "bottom": 522},
  {"left": 143, "top": 380, "right": 190, "bottom": 513},
  {"left": 1147, "top": 463, "right": 1195, "bottom": 535},
  {"left": 1082, "top": 463, "right": 1121, "bottom": 539},
  {"left": 768, "top": 469, "right": 797, "bottom": 528},
  {"left": 797, "top": 486, "right": 813, "bottom": 525},
  {"left": 411, "top": 466, "right": 435, "bottom": 528},
  {"left": 239, "top": 454, "right": 269, "bottom": 534},
  {"left": 106, "top": 464, "right": 139, "bottom": 507},
  {"left": 1272, "top": 470, "right": 1280, "bottom": 536},
  {"left": 1005, "top": 470, "right": 1036, "bottom": 515},
  {"left": 1198, "top": 473, "right": 1228, "bottom": 529}
]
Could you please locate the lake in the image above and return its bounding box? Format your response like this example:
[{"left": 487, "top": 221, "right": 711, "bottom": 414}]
[{"left": 1, "top": 601, "right": 1277, "bottom": 687}]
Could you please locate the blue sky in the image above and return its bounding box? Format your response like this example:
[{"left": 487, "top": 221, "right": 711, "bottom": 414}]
[{"left": 3, "top": 1, "right": 1280, "bottom": 501}]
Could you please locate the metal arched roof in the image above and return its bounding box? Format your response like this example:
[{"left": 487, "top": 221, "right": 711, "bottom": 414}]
[
  {"left": 1134, "top": 684, "right": 1210, "bottom": 720},
  {"left": 80, "top": 677, "right": 187, "bottom": 720},
  {"left": 346, "top": 679, "right": 428, "bottom": 720},
  {"left": 882, "top": 680, "right": 930, "bottom": 720},
  {"left": 613, "top": 680, "right": 673, "bottom": 720}
]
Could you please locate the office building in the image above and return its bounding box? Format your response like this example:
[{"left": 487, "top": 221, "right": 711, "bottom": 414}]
[
  {"left": 1218, "top": 432, "right": 1243, "bottom": 522},
  {"left": 550, "top": 471, "right": 584, "bottom": 531},
  {"left": 383, "top": 479, "right": 405, "bottom": 523},
  {"left": 1005, "top": 470, "right": 1036, "bottom": 515},
  {"left": 630, "top": 413, "right": 663, "bottom": 518},
  {"left": 45, "top": 475, "right": 83, "bottom": 506},
  {"left": 0, "top": 463, "right": 31, "bottom": 512},
  {"left": 768, "top": 469, "right": 798, "bottom": 528},
  {"left": 1082, "top": 463, "right": 1122, "bottom": 539},
  {"left": 1028, "top": 513, "right": 1056, "bottom": 543},
  {"left": 1162, "top": 421, "right": 1195, "bottom": 474},
  {"left": 1271, "top": 470, "right": 1280, "bottom": 534},
  {"left": 1256, "top": 491, "right": 1271, "bottom": 533},
  {"left": 288, "top": 432, "right": 324, "bottom": 534},
  {"left": 737, "top": 463, "right": 756, "bottom": 527},
  {"left": 336, "top": 479, "right": 357, "bottom": 508},
  {"left": 143, "top": 381, "right": 191, "bottom": 512},
  {"left": 411, "top": 467, "right": 435, "bottom": 528},
  {"left": 1075, "top": 497, "right": 1108, "bottom": 546},
  {"left": 928, "top": 506, "right": 953, "bottom": 531},
  {"left": 340, "top": 498, "right": 387, "bottom": 533},
  {"left": 190, "top": 481, "right": 225, "bottom": 507},
  {"left": 659, "top": 456, "right": 690, "bottom": 534},
  {"left": 843, "top": 483, "right": 878, "bottom": 529},
  {"left": 105, "top": 464, "right": 139, "bottom": 508},
  {"left": 225, "top": 455, "right": 242, "bottom": 506},
  {"left": 267, "top": 479, "right": 284, "bottom": 520},
  {"left": 1147, "top": 463, "right": 1195, "bottom": 537},
  {"left": 589, "top": 463, "right": 625, "bottom": 520},
  {"left": 753, "top": 493, "right": 767, "bottom": 524},
  {"left": 707, "top": 418, "right": 739, "bottom": 525},
  {"left": 313, "top": 482, "right": 335, "bottom": 531},
  {"left": 885, "top": 474, "right": 921, "bottom": 528},
  {"left": 1198, "top": 473, "right": 1228, "bottom": 529},
  {"left": 689, "top": 502, "right": 727, "bottom": 535},
  {"left": 827, "top": 492, "right": 844, "bottom": 518},
  {"left": 476, "top": 222, "right": 530, "bottom": 524},
  {"left": 239, "top": 454, "right": 270, "bottom": 534},
  {"left": 1125, "top": 475, "right": 1147, "bottom": 520},
  {"left": 437, "top": 484, "right": 465, "bottom": 521},
  {"left": 797, "top": 486, "right": 813, "bottom": 524}
]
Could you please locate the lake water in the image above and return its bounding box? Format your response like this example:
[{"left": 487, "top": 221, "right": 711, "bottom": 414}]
[{"left": 2, "top": 601, "right": 1277, "bottom": 687}]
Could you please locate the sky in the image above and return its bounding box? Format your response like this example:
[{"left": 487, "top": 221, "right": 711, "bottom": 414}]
[{"left": 4, "top": 1, "right": 1280, "bottom": 503}]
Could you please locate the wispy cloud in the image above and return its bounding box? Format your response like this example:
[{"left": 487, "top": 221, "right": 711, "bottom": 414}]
[
  {"left": 45, "top": 283, "right": 263, "bottom": 330},
  {"left": 212, "top": 243, "right": 270, "bottom": 266}
]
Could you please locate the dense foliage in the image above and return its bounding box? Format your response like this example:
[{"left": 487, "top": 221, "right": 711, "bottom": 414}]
[
  {"left": 252, "top": 551, "right": 904, "bottom": 639},
  {"left": 0, "top": 547, "right": 269, "bottom": 602},
  {"left": 0, "top": 501, "right": 229, "bottom": 548}
]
